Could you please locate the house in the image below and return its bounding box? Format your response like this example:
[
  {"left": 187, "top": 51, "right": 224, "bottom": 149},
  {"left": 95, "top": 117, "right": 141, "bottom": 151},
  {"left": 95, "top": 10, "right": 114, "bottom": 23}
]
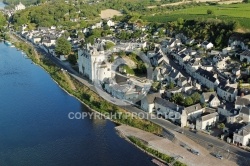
[
  {"left": 222, "top": 47, "right": 233, "bottom": 55},
  {"left": 152, "top": 65, "right": 171, "bottom": 81},
  {"left": 233, "top": 124, "right": 250, "bottom": 146},
  {"left": 232, "top": 68, "right": 241, "bottom": 76},
  {"left": 32, "top": 36, "right": 42, "bottom": 44},
  {"left": 15, "top": 2, "right": 25, "bottom": 11},
  {"left": 183, "top": 104, "right": 204, "bottom": 124},
  {"left": 194, "top": 68, "right": 219, "bottom": 90},
  {"left": 240, "top": 50, "right": 250, "bottom": 63},
  {"left": 184, "top": 59, "right": 201, "bottom": 77},
  {"left": 235, "top": 95, "right": 250, "bottom": 110},
  {"left": 177, "top": 77, "right": 188, "bottom": 87},
  {"left": 217, "top": 104, "right": 240, "bottom": 123},
  {"left": 107, "top": 20, "right": 115, "bottom": 27},
  {"left": 201, "top": 41, "right": 213, "bottom": 50},
  {"left": 167, "top": 69, "right": 183, "bottom": 84},
  {"left": 177, "top": 53, "right": 191, "bottom": 67},
  {"left": 196, "top": 112, "right": 219, "bottom": 130},
  {"left": 154, "top": 97, "right": 186, "bottom": 126},
  {"left": 217, "top": 84, "right": 238, "bottom": 102},
  {"left": 240, "top": 107, "right": 250, "bottom": 123},
  {"left": 229, "top": 34, "right": 248, "bottom": 50},
  {"left": 200, "top": 92, "right": 220, "bottom": 108},
  {"left": 141, "top": 93, "right": 161, "bottom": 113},
  {"left": 215, "top": 56, "right": 231, "bottom": 70}
]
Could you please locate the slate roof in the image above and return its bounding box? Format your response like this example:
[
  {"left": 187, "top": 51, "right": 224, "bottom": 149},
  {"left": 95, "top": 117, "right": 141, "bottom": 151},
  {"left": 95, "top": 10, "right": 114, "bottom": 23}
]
[
  {"left": 185, "top": 103, "right": 202, "bottom": 114},
  {"left": 169, "top": 70, "right": 181, "bottom": 79},
  {"left": 240, "top": 50, "right": 250, "bottom": 57},
  {"left": 154, "top": 97, "right": 184, "bottom": 112},
  {"left": 199, "top": 112, "right": 218, "bottom": 122},
  {"left": 144, "top": 93, "right": 161, "bottom": 104},
  {"left": 218, "top": 85, "right": 237, "bottom": 94},
  {"left": 196, "top": 68, "right": 217, "bottom": 82},
  {"left": 237, "top": 124, "right": 250, "bottom": 136},
  {"left": 202, "top": 92, "right": 217, "bottom": 101},
  {"left": 240, "top": 107, "right": 250, "bottom": 115},
  {"left": 235, "top": 96, "right": 250, "bottom": 106}
]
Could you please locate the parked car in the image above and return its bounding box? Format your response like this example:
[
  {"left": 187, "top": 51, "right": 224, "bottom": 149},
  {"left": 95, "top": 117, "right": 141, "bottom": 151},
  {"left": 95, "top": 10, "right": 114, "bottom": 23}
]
[
  {"left": 190, "top": 149, "right": 200, "bottom": 155},
  {"left": 215, "top": 154, "right": 223, "bottom": 160}
]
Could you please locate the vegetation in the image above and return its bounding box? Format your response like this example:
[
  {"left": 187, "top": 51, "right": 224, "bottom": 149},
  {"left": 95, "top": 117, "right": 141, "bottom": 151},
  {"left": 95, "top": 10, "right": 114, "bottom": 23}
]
[
  {"left": 217, "top": 123, "right": 225, "bottom": 130},
  {"left": 68, "top": 53, "right": 77, "bottom": 65},
  {"left": 104, "top": 41, "right": 115, "bottom": 50},
  {"left": 11, "top": 0, "right": 102, "bottom": 29},
  {"left": 142, "top": 3, "right": 250, "bottom": 31},
  {"left": 55, "top": 37, "right": 71, "bottom": 56},
  {"left": 128, "top": 136, "right": 186, "bottom": 166}
]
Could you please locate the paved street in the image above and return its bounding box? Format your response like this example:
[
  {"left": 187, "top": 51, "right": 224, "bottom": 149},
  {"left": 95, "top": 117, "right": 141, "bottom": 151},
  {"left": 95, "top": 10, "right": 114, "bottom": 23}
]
[{"left": 11, "top": 32, "right": 250, "bottom": 161}]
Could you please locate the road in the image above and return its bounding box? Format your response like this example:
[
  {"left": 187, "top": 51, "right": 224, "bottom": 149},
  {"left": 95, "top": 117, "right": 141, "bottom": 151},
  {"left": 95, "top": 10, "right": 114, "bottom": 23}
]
[{"left": 12, "top": 32, "right": 250, "bottom": 160}]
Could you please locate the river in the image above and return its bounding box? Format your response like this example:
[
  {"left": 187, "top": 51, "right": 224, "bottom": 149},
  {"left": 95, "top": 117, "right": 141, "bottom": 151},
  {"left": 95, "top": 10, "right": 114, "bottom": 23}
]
[
  {"left": 0, "top": 1, "right": 5, "bottom": 9},
  {"left": 0, "top": 42, "right": 154, "bottom": 166}
]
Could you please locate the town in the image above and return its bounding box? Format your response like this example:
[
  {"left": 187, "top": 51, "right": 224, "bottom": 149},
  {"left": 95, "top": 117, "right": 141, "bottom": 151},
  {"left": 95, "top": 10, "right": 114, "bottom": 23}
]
[{"left": 1, "top": 0, "right": 250, "bottom": 165}]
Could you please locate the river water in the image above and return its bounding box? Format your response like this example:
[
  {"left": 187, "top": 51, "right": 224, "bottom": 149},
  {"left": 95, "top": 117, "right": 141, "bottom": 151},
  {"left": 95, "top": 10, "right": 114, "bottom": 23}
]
[
  {"left": 0, "top": 43, "right": 154, "bottom": 165},
  {"left": 0, "top": 2, "right": 5, "bottom": 9}
]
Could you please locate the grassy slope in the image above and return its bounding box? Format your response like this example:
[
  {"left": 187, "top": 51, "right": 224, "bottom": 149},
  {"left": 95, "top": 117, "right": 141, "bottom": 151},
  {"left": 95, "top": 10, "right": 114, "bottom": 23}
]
[{"left": 142, "top": 3, "right": 250, "bottom": 31}]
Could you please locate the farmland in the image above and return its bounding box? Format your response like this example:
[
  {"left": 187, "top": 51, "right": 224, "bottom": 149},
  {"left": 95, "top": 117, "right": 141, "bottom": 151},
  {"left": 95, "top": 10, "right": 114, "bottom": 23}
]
[{"left": 142, "top": 3, "right": 250, "bottom": 31}]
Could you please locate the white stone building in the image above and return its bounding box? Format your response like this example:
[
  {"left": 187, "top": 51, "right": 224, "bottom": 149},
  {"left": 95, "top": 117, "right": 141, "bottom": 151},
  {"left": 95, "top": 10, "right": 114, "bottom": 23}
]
[
  {"left": 15, "top": 2, "right": 26, "bottom": 11},
  {"left": 141, "top": 93, "right": 160, "bottom": 113},
  {"left": 217, "top": 84, "right": 238, "bottom": 102},
  {"left": 78, "top": 43, "right": 111, "bottom": 82},
  {"left": 233, "top": 124, "right": 250, "bottom": 146},
  {"left": 196, "top": 112, "right": 219, "bottom": 130}
]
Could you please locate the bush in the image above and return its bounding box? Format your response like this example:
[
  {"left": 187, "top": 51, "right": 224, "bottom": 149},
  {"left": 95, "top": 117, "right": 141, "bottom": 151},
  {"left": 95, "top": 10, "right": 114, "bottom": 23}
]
[{"left": 207, "top": 9, "right": 214, "bottom": 15}]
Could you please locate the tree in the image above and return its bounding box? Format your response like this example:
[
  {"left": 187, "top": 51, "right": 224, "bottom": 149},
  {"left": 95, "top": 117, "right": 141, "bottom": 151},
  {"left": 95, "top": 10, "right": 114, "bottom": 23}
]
[
  {"left": 184, "top": 97, "right": 194, "bottom": 106},
  {"left": 191, "top": 92, "right": 201, "bottom": 103},
  {"left": 55, "top": 37, "right": 71, "bottom": 55},
  {"left": 68, "top": 53, "right": 77, "bottom": 65},
  {"left": 217, "top": 123, "right": 225, "bottom": 130},
  {"left": 168, "top": 82, "right": 175, "bottom": 89},
  {"left": 104, "top": 41, "right": 115, "bottom": 50},
  {"left": 207, "top": 9, "right": 214, "bottom": 15},
  {"left": 171, "top": 93, "right": 184, "bottom": 105}
]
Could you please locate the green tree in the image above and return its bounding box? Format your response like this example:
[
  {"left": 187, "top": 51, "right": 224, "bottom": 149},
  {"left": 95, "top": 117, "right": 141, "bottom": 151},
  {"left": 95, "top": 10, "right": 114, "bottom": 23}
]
[
  {"left": 68, "top": 53, "right": 77, "bottom": 65},
  {"left": 191, "top": 92, "right": 201, "bottom": 104},
  {"left": 55, "top": 37, "right": 71, "bottom": 55},
  {"left": 105, "top": 41, "right": 115, "bottom": 50},
  {"left": 184, "top": 97, "right": 194, "bottom": 106},
  {"left": 171, "top": 93, "right": 184, "bottom": 105},
  {"left": 168, "top": 82, "right": 175, "bottom": 89},
  {"left": 207, "top": 9, "right": 214, "bottom": 15},
  {"left": 217, "top": 123, "right": 225, "bottom": 130}
]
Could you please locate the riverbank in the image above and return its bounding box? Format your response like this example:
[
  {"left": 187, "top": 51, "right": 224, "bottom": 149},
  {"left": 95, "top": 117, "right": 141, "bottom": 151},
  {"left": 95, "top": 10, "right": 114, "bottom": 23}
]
[
  {"left": 9, "top": 32, "right": 162, "bottom": 135},
  {"left": 116, "top": 125, "right": 238, "bottom": 166}
]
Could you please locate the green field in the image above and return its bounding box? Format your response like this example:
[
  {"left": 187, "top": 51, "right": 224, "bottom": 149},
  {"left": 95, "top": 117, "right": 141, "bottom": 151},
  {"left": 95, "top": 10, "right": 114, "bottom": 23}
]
[{"left": 142, "top": 3, "right": 250, "bottom": 31}]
